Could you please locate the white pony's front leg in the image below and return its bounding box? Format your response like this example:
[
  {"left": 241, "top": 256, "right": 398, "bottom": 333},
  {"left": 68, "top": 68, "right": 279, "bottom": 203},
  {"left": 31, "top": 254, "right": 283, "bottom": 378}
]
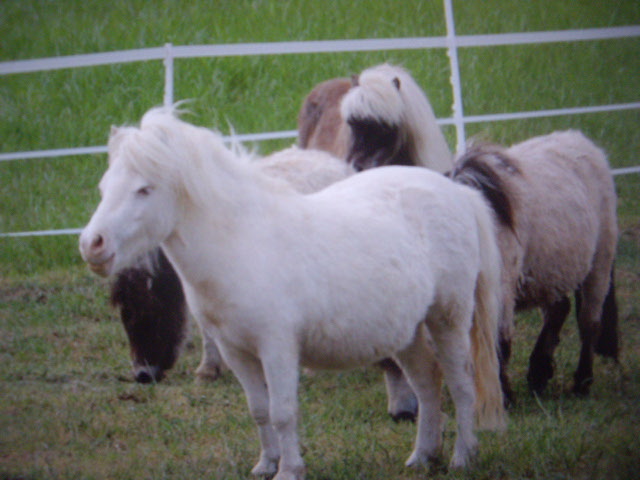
[
  {"left": 221, "top": 347, "right": 280, "bottom": 477},
  {"left": 262, "top": 349, "right": 305, "bottom": 480}
]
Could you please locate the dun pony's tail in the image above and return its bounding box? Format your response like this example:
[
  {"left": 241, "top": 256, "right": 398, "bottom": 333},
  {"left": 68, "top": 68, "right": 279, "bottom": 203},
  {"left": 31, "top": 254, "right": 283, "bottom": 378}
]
[
  {"left": 470, "top": 196, "right": 507, "bottom": 431},
  {"left": 594, "top": 265, "right": 619, "bottom": 360}
]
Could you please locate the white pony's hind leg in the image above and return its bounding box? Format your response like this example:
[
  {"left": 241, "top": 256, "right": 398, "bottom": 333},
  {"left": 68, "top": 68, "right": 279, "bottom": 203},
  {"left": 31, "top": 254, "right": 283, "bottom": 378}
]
[
  {"left": 427, "top": 316, "right": 478, "bottom": 469},
  {"left": 393, "top": 324, "right": 445, "bottom": 468}
]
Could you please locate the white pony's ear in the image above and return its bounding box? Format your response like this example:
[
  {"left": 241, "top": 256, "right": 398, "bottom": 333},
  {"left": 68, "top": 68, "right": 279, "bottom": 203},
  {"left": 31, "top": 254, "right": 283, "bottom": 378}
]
[{"left": 110, "top": 126, "right": 120, "bottom": 137}]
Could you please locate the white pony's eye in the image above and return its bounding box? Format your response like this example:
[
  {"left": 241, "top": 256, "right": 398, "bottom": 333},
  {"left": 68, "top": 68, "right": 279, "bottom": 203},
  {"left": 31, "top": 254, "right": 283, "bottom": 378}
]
[{"left": 136, "top": 186, "right": 153, "bottom": 197}]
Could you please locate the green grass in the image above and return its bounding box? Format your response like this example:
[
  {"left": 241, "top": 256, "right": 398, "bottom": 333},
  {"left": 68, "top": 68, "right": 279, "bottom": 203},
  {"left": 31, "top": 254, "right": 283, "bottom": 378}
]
[
  {"left": 1, "top": 1, "right": 640, "bottom": 479},
  {"left": 1, "top": 262, "right": 639, "bottom": 480}
]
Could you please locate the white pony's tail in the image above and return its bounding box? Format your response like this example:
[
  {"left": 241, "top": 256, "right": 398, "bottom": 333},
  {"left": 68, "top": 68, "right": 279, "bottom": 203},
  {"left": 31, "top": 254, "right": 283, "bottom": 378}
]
[{"left": 470, "top": 193, "right": 507, "bottom": 431}]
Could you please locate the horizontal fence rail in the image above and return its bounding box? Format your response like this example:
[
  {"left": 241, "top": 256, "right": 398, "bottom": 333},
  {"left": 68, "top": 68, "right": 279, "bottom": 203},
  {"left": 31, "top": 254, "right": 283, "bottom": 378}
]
[
  {"left": 1, "top": 3, "right": 639, "bottom": 238},
  {"left": 2, "top": 26, "right": 639, "bottom": 76}
]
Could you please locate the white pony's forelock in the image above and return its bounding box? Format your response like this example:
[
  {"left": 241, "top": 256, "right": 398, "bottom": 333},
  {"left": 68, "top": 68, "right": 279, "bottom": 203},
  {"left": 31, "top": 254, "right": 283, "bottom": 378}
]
[{"left": 109, "top": 105, "right": 242, "bottom": 209}]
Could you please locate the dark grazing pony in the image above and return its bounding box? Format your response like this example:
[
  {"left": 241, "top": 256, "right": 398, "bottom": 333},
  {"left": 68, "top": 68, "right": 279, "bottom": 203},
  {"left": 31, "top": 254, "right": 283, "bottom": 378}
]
[
  {"left": 110, "top": 250, "right": 188, "bottom": 383},
  {"left": 339, "top": 65, "right": 619, "bottom": 401}
]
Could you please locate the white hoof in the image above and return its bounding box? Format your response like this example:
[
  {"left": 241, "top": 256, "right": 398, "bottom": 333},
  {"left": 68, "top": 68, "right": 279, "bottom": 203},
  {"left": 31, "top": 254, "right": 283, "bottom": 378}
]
[
  {"left": 251, "top": 456, "right": 278, "bottom": 477},
  {"left": 449, "top": 445, "right": 478, "bottom": 470},
  {"left": 271, "top": 466, "right": 306, "bottom": 480},
  {"left": 405, "top": 449, "right": 442, "bottom": 469},
  {"left": 195, "top": 364, "right": 222, "bottom": 382}
]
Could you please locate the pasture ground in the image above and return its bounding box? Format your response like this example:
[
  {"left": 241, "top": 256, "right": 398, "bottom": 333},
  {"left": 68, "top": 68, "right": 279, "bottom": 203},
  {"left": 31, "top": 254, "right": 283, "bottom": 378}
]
[
  {"left": 1, "top": 251, "right": 639, "bottom": 479},
  {"left": 2, "top": 1, "right": 639, "bottom": 479}
]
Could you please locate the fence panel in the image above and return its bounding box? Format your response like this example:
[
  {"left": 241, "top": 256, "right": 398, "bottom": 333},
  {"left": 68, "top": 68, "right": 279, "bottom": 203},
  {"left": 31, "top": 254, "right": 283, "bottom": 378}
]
[{"left": 1, "top": 0, "right": 638, "bottom": 237}]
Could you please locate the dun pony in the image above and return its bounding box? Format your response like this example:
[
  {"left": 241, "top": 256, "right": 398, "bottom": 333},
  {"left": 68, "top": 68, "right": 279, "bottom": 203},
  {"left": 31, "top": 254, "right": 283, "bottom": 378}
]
[{"left": 451, "top": 133, "right": 618, "bottom": 396}]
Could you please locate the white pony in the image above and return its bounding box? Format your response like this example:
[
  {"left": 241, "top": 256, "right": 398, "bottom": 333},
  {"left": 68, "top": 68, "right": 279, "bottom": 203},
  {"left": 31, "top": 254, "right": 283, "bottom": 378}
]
[{"left": 80, "top": 108, "right": 505, "bottom": 478}]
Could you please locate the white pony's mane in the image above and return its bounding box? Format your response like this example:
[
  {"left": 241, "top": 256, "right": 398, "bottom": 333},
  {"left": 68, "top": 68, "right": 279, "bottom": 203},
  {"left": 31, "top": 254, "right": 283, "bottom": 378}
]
[
  {"left": 340, "top": 63, "right": 452, "bottom": 172},
  {"left": 108, "top": 107, "right": 284, "bottom": 208}
]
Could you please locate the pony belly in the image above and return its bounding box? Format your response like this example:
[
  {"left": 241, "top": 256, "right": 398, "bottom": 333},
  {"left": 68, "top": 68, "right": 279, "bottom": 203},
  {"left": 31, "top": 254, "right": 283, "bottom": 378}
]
[
  {"left": 300, "top": 346, "right": 394, "bottom": 371},
  {"left": 299, "top": 324, "right": 414, "bottom": 370}
]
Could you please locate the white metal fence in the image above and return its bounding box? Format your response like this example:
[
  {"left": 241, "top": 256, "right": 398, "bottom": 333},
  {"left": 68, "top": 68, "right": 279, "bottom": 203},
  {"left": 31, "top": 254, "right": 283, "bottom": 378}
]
[{"left": 1, "top": 0, "right": 639, "bottom": 238}]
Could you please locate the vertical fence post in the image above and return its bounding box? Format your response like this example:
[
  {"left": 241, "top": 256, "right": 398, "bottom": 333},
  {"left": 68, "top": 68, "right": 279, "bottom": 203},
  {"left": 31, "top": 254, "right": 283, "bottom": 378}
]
[
  {"left": 443, "top": 0, "right": 466, "bottom": 155},
  {"left": 163, "top": 43, "right": 174, "bottom": 107}
]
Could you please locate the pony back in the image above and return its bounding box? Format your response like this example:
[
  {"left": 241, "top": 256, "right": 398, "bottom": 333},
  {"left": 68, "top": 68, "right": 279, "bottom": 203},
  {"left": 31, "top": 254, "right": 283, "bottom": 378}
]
[{"left": 298, "top": 77, "right": 352, "bottom": 159}]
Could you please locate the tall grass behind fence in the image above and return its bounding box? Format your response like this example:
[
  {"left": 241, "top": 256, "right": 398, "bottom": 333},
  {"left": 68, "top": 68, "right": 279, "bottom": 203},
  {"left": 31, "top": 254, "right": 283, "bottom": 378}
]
[
  {"left": 1, "top": 3, "right": 640, "bottom": 479},
  {"left": 1, "top": 0, "right": 639, "bottom": 276}
]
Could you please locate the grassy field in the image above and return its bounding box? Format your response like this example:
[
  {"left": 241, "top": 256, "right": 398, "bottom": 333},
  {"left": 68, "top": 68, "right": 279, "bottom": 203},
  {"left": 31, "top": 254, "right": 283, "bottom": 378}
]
[{"left": 2, "top": 1, "right": 640, "bottom": 479}]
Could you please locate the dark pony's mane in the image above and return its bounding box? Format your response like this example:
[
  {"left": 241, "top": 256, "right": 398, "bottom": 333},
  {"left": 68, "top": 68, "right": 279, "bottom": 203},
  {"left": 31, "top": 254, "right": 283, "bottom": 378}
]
[{"left": 449, "top": 143, "right": 520, "bottom": 232}]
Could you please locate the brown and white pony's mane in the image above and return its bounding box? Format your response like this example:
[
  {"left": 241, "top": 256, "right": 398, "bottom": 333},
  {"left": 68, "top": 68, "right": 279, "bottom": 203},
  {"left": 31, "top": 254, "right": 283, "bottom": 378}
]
[{"left": 340, "top": 63, "right": 452, "bottom": 172}]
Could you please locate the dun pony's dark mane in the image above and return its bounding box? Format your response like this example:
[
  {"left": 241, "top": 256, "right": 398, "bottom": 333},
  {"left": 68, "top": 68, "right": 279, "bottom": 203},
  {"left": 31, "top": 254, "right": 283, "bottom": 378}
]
[{"left": 449, "top": 144, "right": 520, "bottom": 231}]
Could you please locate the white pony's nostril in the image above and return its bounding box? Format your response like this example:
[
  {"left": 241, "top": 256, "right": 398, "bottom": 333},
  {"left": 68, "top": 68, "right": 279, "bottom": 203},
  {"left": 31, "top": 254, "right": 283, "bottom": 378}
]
[{"left": 91, "top": 234, "right": 104, "bottom": 251}]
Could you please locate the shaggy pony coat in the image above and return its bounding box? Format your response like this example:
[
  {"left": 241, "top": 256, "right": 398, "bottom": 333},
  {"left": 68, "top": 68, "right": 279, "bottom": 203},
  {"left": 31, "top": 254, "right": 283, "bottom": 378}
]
[{"left": 451, "top": 131, "right": 618, "bottom": 395}]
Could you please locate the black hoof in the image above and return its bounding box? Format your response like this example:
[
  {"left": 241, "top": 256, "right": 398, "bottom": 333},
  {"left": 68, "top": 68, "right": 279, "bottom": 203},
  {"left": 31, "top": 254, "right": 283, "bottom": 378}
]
[
  {"left": 572, "top": 376, "right": 593, "bottom": 396},
  {"left": 527, "top": 357, "right": 554, "bottom": 395},
  {"left": 135, "top": 371, "right": 155, "bottom": 383},
  {"left": 391, "top": 411, "right": 416, "bottom": 423}
]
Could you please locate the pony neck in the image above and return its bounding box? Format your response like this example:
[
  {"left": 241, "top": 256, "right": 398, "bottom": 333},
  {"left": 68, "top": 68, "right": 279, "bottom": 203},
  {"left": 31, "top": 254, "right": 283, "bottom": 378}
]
[
  {"left": 178, "top": 128, "right": 286, "bottom": 220},
  {"left": 161, "top": 141, "right": 296, "bottom": 291}
]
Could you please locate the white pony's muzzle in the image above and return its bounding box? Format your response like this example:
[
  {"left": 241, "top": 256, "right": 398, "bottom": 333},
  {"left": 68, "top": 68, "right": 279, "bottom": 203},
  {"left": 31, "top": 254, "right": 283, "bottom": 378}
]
[{"left": 79, "top": 229, "right": 116, "bottom": 277}]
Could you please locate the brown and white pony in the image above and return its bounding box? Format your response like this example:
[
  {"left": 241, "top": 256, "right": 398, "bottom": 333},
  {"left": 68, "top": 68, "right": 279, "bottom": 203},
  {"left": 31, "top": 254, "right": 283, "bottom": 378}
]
[
  {"left": 300, "top": 64, "right": 454, "bottom": 418},
  {"left": 297, "top": 77, "right": 352, "bottom": 159},
  {"left": 340, "top": 63, "right": 452, "bottom": 173}
]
